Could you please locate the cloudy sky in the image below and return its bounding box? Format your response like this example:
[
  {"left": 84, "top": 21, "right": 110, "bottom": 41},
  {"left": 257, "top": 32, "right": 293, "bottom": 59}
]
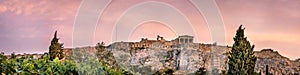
[{"left": 0, "top": 0, "right": 299, "bottom": 60}]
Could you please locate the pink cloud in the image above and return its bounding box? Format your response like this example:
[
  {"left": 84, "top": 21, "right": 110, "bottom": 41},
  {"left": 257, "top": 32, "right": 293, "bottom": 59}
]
[{"left": 0, "top": 0, "right": 81, "bottom": 54}]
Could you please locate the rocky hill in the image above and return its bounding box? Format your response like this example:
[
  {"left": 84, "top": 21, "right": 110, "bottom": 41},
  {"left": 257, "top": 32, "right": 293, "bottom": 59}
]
[
  {"left": 60, "top": 35, "right": 300, "bottom": 75},
  {"left": 254, "top": 49, "right": 300, "bottom": 75},
  {"left": 61, "top": 45, "right": 300, "bottom": 75}
]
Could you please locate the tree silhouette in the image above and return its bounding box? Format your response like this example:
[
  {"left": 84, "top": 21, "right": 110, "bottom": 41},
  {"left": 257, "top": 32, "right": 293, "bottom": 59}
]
[
  {"left": 49, "top": 31, "right": 64, "bottom": 60},
  {"left": 228, "top": 25, "right": 257, "bottom": 75}
]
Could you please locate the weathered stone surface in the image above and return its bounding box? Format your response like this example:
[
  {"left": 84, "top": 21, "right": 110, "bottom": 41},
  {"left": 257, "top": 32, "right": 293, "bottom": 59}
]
[
  {"left": 254, "top": 49, "right": 300, "bottom": 75},
  {"left": 105, "top": 36, "right": 231, "bottom": 74}
]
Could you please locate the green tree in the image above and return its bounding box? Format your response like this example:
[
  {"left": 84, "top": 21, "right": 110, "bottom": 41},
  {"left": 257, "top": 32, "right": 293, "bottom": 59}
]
[
  {"left": 49, "top": 31, "right": 64, "bottom": 60},
  {"left": 228, "top": 25, "right": 257, "bottom": 75}
]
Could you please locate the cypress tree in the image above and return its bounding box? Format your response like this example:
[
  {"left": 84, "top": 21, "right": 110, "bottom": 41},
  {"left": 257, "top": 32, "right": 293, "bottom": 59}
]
[
  {"left": 228, "top": 25, "right": 257, "bottom": 75},
  {"left": 49, "top": 31, "right": 64, "bottom": 60}
]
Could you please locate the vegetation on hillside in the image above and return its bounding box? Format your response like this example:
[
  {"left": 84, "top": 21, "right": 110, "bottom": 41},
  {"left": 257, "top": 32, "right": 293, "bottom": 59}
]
[
  {"left": 0, "top": 52, "right": 131, "bottom": 75},
  {"left": 70, "top": 47, "right": 132, "bottom": 75},
  {"left": 0, "top": 52, "right": 77, "bottom": 75},
  {"left": 0, "top": 31, "right": 131, "bottom": 75},
  {"left": 95, "top": 42, "right": 118, "bottom": 69}
]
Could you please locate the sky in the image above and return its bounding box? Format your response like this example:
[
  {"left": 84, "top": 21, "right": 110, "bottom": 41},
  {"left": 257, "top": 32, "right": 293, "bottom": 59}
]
[{"left": 0, "top": 0, "right": 299, "bottom": 60}]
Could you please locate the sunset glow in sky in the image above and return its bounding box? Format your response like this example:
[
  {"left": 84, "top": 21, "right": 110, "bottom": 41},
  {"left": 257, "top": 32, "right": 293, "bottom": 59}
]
[{"left": 0, "top": 0, "right": 299, "bottom": 60}]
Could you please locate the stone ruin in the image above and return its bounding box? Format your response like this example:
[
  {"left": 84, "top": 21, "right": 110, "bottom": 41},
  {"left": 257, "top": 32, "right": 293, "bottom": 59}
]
[{"left": 107, "top": 35, "right": 231, "bottom": 74}]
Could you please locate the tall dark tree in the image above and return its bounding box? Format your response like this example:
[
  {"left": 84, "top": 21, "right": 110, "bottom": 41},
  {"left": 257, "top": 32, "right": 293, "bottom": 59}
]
[
  {"left": 228, "top": 25, "right": 257, "bottom": 75},
  {"left": 49, "top": 31, "right": 64, "bottom": 60}
]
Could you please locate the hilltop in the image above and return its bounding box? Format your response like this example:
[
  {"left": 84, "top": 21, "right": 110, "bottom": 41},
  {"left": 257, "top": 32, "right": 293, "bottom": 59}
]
[{"left": 59, "top": 35, "right": 299, "bottom": 74}]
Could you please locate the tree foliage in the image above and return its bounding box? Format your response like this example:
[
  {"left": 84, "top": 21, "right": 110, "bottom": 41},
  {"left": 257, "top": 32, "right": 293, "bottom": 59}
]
[
  {"left": 0, "top": 53, "right": 77, "bottom": 75},
  {"left": 0, "top": 52, "right": 131, "bottom": 75},
  {"left": 49, "top": 31, "right": 64, "bottom": 60},
  {"left": 228, "top": 25, "right": 257, "bottom": 75}
]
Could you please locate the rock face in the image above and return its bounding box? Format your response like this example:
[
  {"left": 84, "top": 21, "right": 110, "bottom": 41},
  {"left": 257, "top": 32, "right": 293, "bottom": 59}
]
[
  {"left": 108, "top": 42, "right": 230, "bottom": 74},
  {"left": 62, "top": 35, "right": 300, "bottom": 74},
  {"left": 254, "top": 49, "right": 300, "bottom": 75}
]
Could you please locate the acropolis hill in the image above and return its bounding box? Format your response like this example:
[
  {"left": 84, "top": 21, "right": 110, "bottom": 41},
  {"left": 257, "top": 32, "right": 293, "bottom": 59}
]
[
  {"left": 60, "top": 35, "right": 299, "bottom": 74},
  {"left": 8, "top": 35, "right": 300, "bottom": 74}
]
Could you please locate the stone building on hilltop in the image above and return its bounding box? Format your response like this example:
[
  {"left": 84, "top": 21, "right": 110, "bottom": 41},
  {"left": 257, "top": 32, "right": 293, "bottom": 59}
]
[{"left": 107, "top": 35, "right": 231, "bottom": 74}]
